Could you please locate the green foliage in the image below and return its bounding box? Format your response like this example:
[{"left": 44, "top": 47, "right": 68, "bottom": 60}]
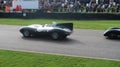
[{"left": 0, "top": 50, "right": 120, "bottom": 67}]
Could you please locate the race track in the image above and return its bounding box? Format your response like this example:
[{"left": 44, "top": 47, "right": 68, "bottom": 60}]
[{"left": 0, "top": 25, "right": 120, "bottom": 60}]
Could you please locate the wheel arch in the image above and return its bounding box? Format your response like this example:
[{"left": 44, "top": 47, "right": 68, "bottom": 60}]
[{"left": 20, "top": 27, "right": 36, "bottom": 33}]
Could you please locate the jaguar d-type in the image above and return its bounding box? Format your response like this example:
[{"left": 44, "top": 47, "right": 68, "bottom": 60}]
[{"left": 20, "top": 22, "right": 73, "bottom": 40}]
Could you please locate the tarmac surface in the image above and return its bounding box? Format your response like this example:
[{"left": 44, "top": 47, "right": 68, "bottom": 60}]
[{"left": 0, "top": 25, "right": 120, "bottom": 60}]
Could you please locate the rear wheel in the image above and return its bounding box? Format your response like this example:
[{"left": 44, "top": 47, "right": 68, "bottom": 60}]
[
  {"left": 51, "top": 32, "right": 59, "bottom": 40},
  {"left": 22, "top": 30, "right": 31, "bottom": 37}
]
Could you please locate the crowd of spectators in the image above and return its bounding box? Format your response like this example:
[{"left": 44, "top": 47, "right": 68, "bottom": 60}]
[
  {"left": 38, "top": 0, "right": 120, "bottom": 13},
  {"left": 0, "top": 0, "right": 120, "bottom": 13},
  {"left": 0, "top": 0, "right": 12, "bottom": 12},
  {"left": 0, "top": 0, "right": 22, "bottom": 12}
]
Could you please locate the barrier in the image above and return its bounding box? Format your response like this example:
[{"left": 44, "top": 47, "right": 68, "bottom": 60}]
[{"left": 0, "top": 12, "right": 120, "bottom": 20}]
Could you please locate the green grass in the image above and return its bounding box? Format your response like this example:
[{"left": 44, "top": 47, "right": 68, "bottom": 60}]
[
  {"left": 0, "top": 18, "right": 120, "bottom": 30},
  {"left": 0, "top": 50, "right": 120, "bottom": 67},
  {"left": 0, "top": 19, "right": 120, "bottom": 67}
]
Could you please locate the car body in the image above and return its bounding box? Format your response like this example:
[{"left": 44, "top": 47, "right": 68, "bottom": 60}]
[
  {"left": 103, "top": 27, "right": 120, "bottom": 39},
  {"left": 20, "top": 22, "right": 73, "bottom": 40}
]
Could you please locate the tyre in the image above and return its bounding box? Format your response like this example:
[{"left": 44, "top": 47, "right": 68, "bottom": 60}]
[
  {"left": 51, "top": 32, "right": 59, "bottom": 40},
  {"left": 22, "top": 30, "right": 31, "bottom": 37}
]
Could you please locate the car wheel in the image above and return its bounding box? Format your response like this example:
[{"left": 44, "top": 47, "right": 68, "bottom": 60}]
[
  {"left": 51, "top": 32, "right": 59, "bottom": 40},
  {"left": 108, "top": 33, "right": 117, "bottom": 39},
  {"left": 22, "top": 30, "right": 31, "bottom": 37}
]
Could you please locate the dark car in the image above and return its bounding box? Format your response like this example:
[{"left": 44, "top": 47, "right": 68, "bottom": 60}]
[
  {"left": 104, "top": 27, "right": 120, "bottom": 39},
  {"left": 19, "top": 22, "right": 73, "bottom": 40}
]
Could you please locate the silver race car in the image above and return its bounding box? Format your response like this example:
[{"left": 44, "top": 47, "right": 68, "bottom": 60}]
[
  {"left": 20, "top": 22, "right": 73, "bottom": 40},
  {"left": 104, "top": 27, "right": 120, "bottom": 39}
]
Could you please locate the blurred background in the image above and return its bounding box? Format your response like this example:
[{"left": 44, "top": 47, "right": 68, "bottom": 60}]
[{"left": 0, "top": 0, "right": 120, "bottom": 13}]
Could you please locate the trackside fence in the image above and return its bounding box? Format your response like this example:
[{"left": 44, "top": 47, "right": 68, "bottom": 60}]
[{"left": 0, "top": 13, "right": 120, "bottom": 20}]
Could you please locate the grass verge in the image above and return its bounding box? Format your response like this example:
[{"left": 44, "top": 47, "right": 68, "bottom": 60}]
[
  {"left": 0, "top": 18, "right": 120, "bottom": 30},
  {"left": 0, "top": 50, "right": 120, "bottom": 67}
]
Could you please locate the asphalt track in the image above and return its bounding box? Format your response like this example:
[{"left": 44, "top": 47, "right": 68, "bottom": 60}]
[{"left": 0, "top": 25, "right": 120, "bottom": 60}]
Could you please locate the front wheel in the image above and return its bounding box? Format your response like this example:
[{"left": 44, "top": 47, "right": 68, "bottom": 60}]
[{"left": 22, "top": 30, "right": 31, "bottom": 37}]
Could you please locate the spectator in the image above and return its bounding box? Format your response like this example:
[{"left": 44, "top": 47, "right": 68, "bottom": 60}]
[
  {"left": 61, "top": 2, "right": 65, "bottom": 12},
  {"left": 69, "top": 2, "right": 74, "bottom": 12},
  {"left": 5, "top": 5, "right": 10, "bottom": 12},
  {"left": 74, "top": 1, "right": 81, "bottom": 12},
  {"left": 0, "top": 0, "right": 4, "bottom": 11},
  {"left": 15, "top": 5, "right": 22, "bottom": 12},
  {"left": 117, "top": 4, "right": 120, "bottom": 12}
]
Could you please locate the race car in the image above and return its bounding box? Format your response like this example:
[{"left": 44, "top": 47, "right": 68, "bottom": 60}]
[
  {"left": 19, "top": 22, "right": 73, "bottom": 40},
  {"left": 103, "top": 27, "right": 120, "bottom": 39}
]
